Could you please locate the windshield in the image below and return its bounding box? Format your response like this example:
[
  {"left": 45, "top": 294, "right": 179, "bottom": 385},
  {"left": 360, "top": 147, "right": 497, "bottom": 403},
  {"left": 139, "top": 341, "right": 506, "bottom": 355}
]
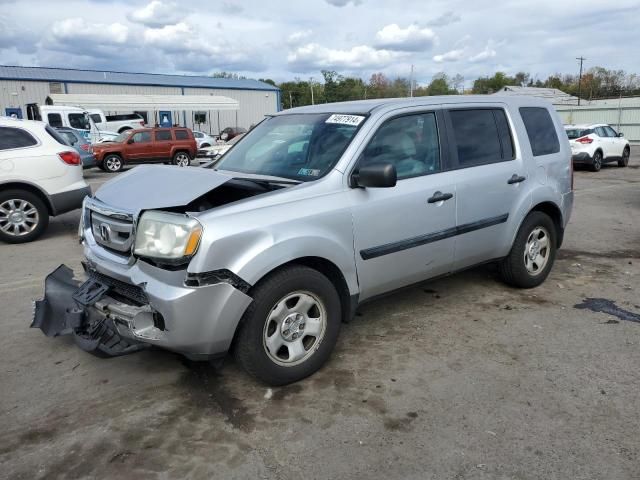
[
  {"left": 215, "top": 113, "right": 365, "bottom": 181},
  {"left": 565, "top": 128, "right": 592, "bottom": 139},
  {"left": 113, "top": 130, "right": 133, "bottom": 143}
]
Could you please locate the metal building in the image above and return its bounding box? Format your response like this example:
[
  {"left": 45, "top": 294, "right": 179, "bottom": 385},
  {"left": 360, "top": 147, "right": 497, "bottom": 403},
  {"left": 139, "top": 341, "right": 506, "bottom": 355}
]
[{"left": 0, "top": 65, "right": 280, "bottom": 134}]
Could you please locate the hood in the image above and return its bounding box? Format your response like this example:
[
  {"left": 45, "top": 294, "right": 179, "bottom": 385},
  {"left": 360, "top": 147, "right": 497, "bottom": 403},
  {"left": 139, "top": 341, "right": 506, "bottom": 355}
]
[{"left": 94, "top": 165, "right": 232, "bottom": 213}]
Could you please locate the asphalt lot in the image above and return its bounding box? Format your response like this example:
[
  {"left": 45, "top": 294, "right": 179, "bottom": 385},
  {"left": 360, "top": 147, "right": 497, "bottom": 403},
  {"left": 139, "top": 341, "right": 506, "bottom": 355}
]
[{"left": 1, "top": 156, "right": 639, "bottom": 479}]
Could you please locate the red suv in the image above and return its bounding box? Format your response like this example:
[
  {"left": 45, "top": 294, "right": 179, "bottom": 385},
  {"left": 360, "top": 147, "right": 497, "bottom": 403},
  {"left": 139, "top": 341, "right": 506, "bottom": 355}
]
[{"left": 93, "top": 127, "right": 197, "bottom": 172}]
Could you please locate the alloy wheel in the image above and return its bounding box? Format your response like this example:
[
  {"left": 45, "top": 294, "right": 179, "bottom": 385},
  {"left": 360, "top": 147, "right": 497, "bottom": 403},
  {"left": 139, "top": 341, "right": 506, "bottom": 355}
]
[
  {"left": 524, "top": 226, "right": 551, "bottom": 276},
  {"left": 0, "top": 198, "right": 39, "bottom": 237},
  {"left": 175, "top": 153, "right": 190, "bottom": 167},
  {"left": 105, "top": 156, "right": 122, "bottom": 172}
]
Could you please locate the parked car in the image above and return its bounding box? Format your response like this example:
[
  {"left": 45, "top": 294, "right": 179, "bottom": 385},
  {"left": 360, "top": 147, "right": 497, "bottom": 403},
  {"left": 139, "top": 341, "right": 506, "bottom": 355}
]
[
  {"left": 87, "top": 110, "right": 145, "bottom": 134},
  {"left": 193, "top": 130, "right": 217, "bottom": 148},
  {"left": 55, "top": 127, "right": 97, "bottom": 169},
  {"left": 0, "top": 117, "right": 90, "bottom": 243},
  {"left": 196, "top": 133, "right": 245, "bottom": 163},
  {"left": 565, "top": 123, "right": 630, "bottom": 171},
  {"left": 219, "top": 126, "right": 247, "bottom": 141},
  {"left": 33, "top": 96, "right": 573, "bottom": 385},
  {"left": 92, "top": 127, "right": 197, "bottom": 172}
]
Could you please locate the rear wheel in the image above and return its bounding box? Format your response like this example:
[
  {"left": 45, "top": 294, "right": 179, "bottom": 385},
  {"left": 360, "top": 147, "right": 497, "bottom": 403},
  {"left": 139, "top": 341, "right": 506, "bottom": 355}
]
[
  {"left": 172, "top": 151, "right": 191, "bottom": 167},
  {"left": 0, "top": 189, "right": 49, "bottom": 244},
  {"left": 234, "top": 265, "right": 342, "bottom": 385},
  {"left": 618, "top": 147, "right": 630, "bottom": 167},
  {"left": 104, "top": 154, "right": 123, "bottom": 173},
  {"left": 591, "top": 151, "right": 602, "bottom": 172},
  {"left": 499, "top": 211, "right": 557, "bottom": 288}
]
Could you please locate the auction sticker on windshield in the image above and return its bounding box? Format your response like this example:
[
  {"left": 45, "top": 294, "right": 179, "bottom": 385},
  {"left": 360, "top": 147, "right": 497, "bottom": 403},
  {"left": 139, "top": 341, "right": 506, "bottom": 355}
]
[{"left": 325, "top": 114, "right": 365, "bottom": 126}]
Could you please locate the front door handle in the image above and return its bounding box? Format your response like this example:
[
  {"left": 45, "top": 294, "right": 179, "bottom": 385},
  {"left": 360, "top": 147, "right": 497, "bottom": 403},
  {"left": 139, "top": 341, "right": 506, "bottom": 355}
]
[
  {"left": 428, "top": 191, "right": 454, "bottom": 203},
  {"left": 507, "top": 174, "right": 526, "bottom": 184}
]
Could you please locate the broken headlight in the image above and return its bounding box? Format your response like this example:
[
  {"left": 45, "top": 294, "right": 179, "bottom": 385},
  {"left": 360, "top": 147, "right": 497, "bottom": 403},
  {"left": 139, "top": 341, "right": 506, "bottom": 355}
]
[{"left": 134, "top": 211, "right": 202, "bottom": 265}]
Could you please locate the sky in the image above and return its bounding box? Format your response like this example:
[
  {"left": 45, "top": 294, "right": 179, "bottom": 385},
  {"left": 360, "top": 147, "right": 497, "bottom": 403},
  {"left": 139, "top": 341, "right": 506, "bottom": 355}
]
[{"left": 1, "top": 0, "right": 639, "bottom": 87}]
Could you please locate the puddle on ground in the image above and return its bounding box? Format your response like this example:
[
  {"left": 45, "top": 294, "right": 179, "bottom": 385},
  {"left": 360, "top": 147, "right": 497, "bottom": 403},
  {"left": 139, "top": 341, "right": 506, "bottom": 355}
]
[{"left": 574, "top": 298, "right": 640, "bottom": 324}]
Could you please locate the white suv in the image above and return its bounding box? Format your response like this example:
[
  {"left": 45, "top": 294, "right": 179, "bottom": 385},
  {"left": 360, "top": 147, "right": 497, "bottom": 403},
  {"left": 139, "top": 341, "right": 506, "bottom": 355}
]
[
  {"left": 565, "top": 123, "right": 631, "bottom": 171},
  {"left": 0, "top": 117, "right": 91, "bottom": 243}
]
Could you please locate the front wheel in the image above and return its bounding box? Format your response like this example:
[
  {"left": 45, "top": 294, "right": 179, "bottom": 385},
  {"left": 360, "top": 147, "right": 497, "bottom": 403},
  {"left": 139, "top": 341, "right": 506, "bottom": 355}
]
[
  {"left": 172, "top": 151, "right": 191, "bottom": 167},
  {"left": 618, "top": 147, "right": 630, "bottom": 167},
  {"left": 234, "top": 265, "right": 342, "bottom": 385},
  {"left": 498, "top": 211, "right": 557, "bottom": 288},
  {"left": 104, "top": 154, "right": 123, "bottom": 173},
  {"left": 0, "top": 189, "right": 49, "bottom": 244}
]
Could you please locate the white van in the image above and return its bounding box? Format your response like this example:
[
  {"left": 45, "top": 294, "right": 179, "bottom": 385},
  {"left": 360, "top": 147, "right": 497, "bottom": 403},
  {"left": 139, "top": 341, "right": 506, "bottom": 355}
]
[{"left": 27, "top": 105, "right": 119, "bottom": 143}]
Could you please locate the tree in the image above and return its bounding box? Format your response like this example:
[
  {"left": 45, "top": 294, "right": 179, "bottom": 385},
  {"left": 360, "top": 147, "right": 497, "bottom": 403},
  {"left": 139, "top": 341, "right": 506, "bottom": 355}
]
[{"left": 428, "top": 73, "right": 453, "bottom": 95}]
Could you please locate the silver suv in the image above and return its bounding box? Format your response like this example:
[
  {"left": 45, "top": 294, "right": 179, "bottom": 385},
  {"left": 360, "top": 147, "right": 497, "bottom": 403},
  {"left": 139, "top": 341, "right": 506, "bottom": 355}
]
[{"left": 33, "top": 96, "right": 573, "bottom": 385}]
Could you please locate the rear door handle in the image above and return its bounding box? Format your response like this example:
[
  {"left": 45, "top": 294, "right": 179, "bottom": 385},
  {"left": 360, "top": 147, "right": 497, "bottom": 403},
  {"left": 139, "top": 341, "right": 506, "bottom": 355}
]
[
  {"left": 428, "top": 191, "right": 454, "bottom": 203},
  {"left": 507, "top": 174, "right": 526, "bottom": 184}
]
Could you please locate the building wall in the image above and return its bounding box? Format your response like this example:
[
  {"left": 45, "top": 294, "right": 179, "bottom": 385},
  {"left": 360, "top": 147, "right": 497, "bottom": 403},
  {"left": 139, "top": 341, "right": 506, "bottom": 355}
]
[{"left": 1, "top": 79, "right": 278, "bottom": 133}]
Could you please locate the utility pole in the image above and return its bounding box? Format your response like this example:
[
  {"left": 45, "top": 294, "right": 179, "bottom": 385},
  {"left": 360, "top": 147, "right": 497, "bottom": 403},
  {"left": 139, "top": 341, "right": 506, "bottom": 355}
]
[
  {"left": 309, "top": 77, "right": 315, "bottom": 105},
  {"left": 576, "top": 56, "right": 586, "bottom": 106},
  {"left": 289, "top": 91, "right": 293, "bottom": 109},
  {"left": 409, "top": 64, "right": 414, "bottom": 97}
]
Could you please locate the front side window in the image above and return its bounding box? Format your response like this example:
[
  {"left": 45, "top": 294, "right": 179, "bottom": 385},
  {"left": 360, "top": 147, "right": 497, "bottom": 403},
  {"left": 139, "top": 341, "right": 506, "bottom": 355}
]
[
  {"left": 216, "top": 113, "right": 364, "bottom": 181},
  {"left": 594, "top": 126, "right": 607, "bottom": 137},
  {"left": 360, "top": 112, "right": 440, "bottom": 179},
  {"left": 604, "top": 126, "right": 618, "bottom": 137},
  {"left": 519, "top": 107, "right": 560, "bottom": 156},
  {"left": 449, "top": 109, "right": 507, "bottom": 167},
  {"left": 155, "top": 130, "right": 172, "bottom": 141},
  {"left": 0, "top": 127, "right": 38, "bottom": 150},
  {"left": 132, "top": 132, "right": 152, "bottom": 143},
  {"left": 89, "top": 114, "right": 102, "bottom": 124},
  {"left": 69, "top": 113, "right": 89, "bottom": 130},
  {"left": 47, "top": 113, "right": 63, "bottom": 128}
]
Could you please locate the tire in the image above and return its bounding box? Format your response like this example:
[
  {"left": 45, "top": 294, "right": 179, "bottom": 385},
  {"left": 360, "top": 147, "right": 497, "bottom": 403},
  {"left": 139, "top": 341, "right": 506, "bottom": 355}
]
[
  {"left": 118, "top": 127, "right": 132, "bottom": 134},
  {"left": 172, "top": 151, "right": 191, "bottom": 167},
  {"left": 591, "top": 150, "right": 602, "bottom": 172},
  {"left": 103, "top": 154, "right": 123, "bottom": 173},
  {"left": 618, "top": 147, "right": 630, "bottom": 167},
  {"left": 200, "top": 143, "right": 211, "bottom": 148},
  {"left": 498, "top": 211, "right": 557, "bottom": 289},
  {"left": 0, "top": 189, "right": 49, "bottom": 244},
  {"left": 234, "top": 265, "right": 342, "bottom": 385}
]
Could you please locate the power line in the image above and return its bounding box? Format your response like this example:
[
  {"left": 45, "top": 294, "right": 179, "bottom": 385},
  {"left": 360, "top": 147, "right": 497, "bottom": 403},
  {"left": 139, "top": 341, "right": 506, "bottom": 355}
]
[{"left": 576, "top": 56, "right": 586, "bottom": 106}]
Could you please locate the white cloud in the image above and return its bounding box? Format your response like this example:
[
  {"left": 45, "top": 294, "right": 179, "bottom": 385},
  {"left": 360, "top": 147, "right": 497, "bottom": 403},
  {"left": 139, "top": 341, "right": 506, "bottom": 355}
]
[
  {"left": 426, "top": 11, "right": 461, "bottom": 27},
  {"left": 287, "top": 30, "right": 312, "bottom": 45},
  {"left": 375, "top": 24, "right": 437, "bottom": 51},
  {"left": 469, "top": 44, "right": 497, "bottom": 62},
  {"left": 325, "top": 0, "right": 363, "bottom": 6},
  {"left": 433, "top": 48, "right": 466, "bottom": 63},
  {"left": 51, "top": 18, "right": 128, "bottom": 45},
  {"left": 288, "top": 43, "right": 400, "bottom": 70},
  {"left": 128, "top": 0, "right": 184, "bottom": 28}
]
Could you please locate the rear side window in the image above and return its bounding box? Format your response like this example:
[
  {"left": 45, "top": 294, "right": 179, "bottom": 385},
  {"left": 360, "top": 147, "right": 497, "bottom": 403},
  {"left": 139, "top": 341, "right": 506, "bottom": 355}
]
[
  {"left": 449, "top": 109, "right": 513, "bottom": 167},
  {"left": 174, "top": 130, "right": 189, "bottom": 140},
  {"left": 47, "top": 113, "right": 63, "bottom": 128},
  {"left": 155, "top": 130, "right": 172, "bottom": 141},
  {"left": 0, "top": 127, "right": 38, "bottom": 150},
  {"left": 519, "top": 107, "right": 560, "bottom": 156}
]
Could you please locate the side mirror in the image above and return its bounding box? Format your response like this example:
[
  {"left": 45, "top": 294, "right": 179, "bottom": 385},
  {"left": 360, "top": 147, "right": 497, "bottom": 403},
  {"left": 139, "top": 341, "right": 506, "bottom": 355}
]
[
  {"left": 353, "top": 162, "right": 397, "bottom": 188},
  {"left": 618, "top": 132, "right": 624, "bottom": 137}
]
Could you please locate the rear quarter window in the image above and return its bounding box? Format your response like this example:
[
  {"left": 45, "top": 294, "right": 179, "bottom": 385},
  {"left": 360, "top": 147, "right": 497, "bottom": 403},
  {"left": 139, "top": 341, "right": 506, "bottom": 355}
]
[
  {"left": 174, "top": 130, "right": 190, "bottom": 140},
  {"left": 519, "top": 107, "right": 560, "bottom": 156},
  {"left": 0, "top": 127, "right": 38, "bottom": 150}
]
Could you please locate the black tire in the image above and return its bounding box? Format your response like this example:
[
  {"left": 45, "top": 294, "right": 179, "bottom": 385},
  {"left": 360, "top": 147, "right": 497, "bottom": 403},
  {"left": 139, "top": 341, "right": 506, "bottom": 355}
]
[
  {"left": 618, "top": 147, "right": 630, "bottom": 167},
  {"left": 0, "top": 189, "right": 49, "bottom": 244},
  {"left": 591, "top": 150, "right": 602, "bottom": 172},
  {"left": 498, "top": 211, "right": 557, "bottom": 289},
  {"left": 234, "top": 265, "right": 342, "bottom": 385},
  {"left": 172, "top": 151, "right": 191, "bottom": 167},
  {"left": 103, "top": 154, "right": 123, "bottom": 173},
  {"left": 200, "top": 143, "right": 211, "bottom": 148}
]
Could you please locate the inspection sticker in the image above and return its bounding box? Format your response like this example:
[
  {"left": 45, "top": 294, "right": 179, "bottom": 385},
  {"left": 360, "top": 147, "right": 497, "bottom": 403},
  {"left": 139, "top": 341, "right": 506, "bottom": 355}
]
[
  {"left": 325, "top": 114, "right": 365, "bottom": 126},
  {"left": 298, "top": 168, "right": 321, "bottom": 177}
]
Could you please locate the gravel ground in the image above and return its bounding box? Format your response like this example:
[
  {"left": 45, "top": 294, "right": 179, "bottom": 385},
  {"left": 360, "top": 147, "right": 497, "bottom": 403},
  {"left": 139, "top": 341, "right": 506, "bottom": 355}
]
[{"left": 1, "top": 156, "right": 639, "bottom": 480}]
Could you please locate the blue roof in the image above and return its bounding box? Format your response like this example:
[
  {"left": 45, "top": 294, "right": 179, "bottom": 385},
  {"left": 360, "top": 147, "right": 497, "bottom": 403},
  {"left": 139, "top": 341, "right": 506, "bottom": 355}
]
[{"left": 0, "top": 65, "right": 279, "bottom": 92}]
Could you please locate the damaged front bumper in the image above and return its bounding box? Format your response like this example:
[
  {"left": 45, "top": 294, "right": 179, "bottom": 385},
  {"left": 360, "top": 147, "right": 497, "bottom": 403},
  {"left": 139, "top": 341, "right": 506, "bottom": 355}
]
[{"left": 32, "top": 259, "right": 253, "bottom": 360}]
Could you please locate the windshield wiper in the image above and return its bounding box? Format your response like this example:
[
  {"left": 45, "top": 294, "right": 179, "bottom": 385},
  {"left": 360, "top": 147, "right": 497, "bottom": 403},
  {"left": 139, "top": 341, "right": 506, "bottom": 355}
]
[{"left": 215, "top": 170, "right": 303, "bottom": 185}]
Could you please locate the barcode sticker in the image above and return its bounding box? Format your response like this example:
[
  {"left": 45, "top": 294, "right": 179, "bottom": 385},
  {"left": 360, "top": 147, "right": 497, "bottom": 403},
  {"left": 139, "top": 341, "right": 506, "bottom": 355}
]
[{"left": 325, "top": 114, "right": 365, "bottom": 126}]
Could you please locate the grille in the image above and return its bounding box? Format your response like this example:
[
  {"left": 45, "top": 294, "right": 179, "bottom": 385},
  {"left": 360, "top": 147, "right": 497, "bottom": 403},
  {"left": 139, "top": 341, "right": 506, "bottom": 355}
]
[
  {"left": 91, "top": 211, "right": 135, "bottom": 254},
  {"left": 87, "top": 268, "right": 148, "bottom": 306}
]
